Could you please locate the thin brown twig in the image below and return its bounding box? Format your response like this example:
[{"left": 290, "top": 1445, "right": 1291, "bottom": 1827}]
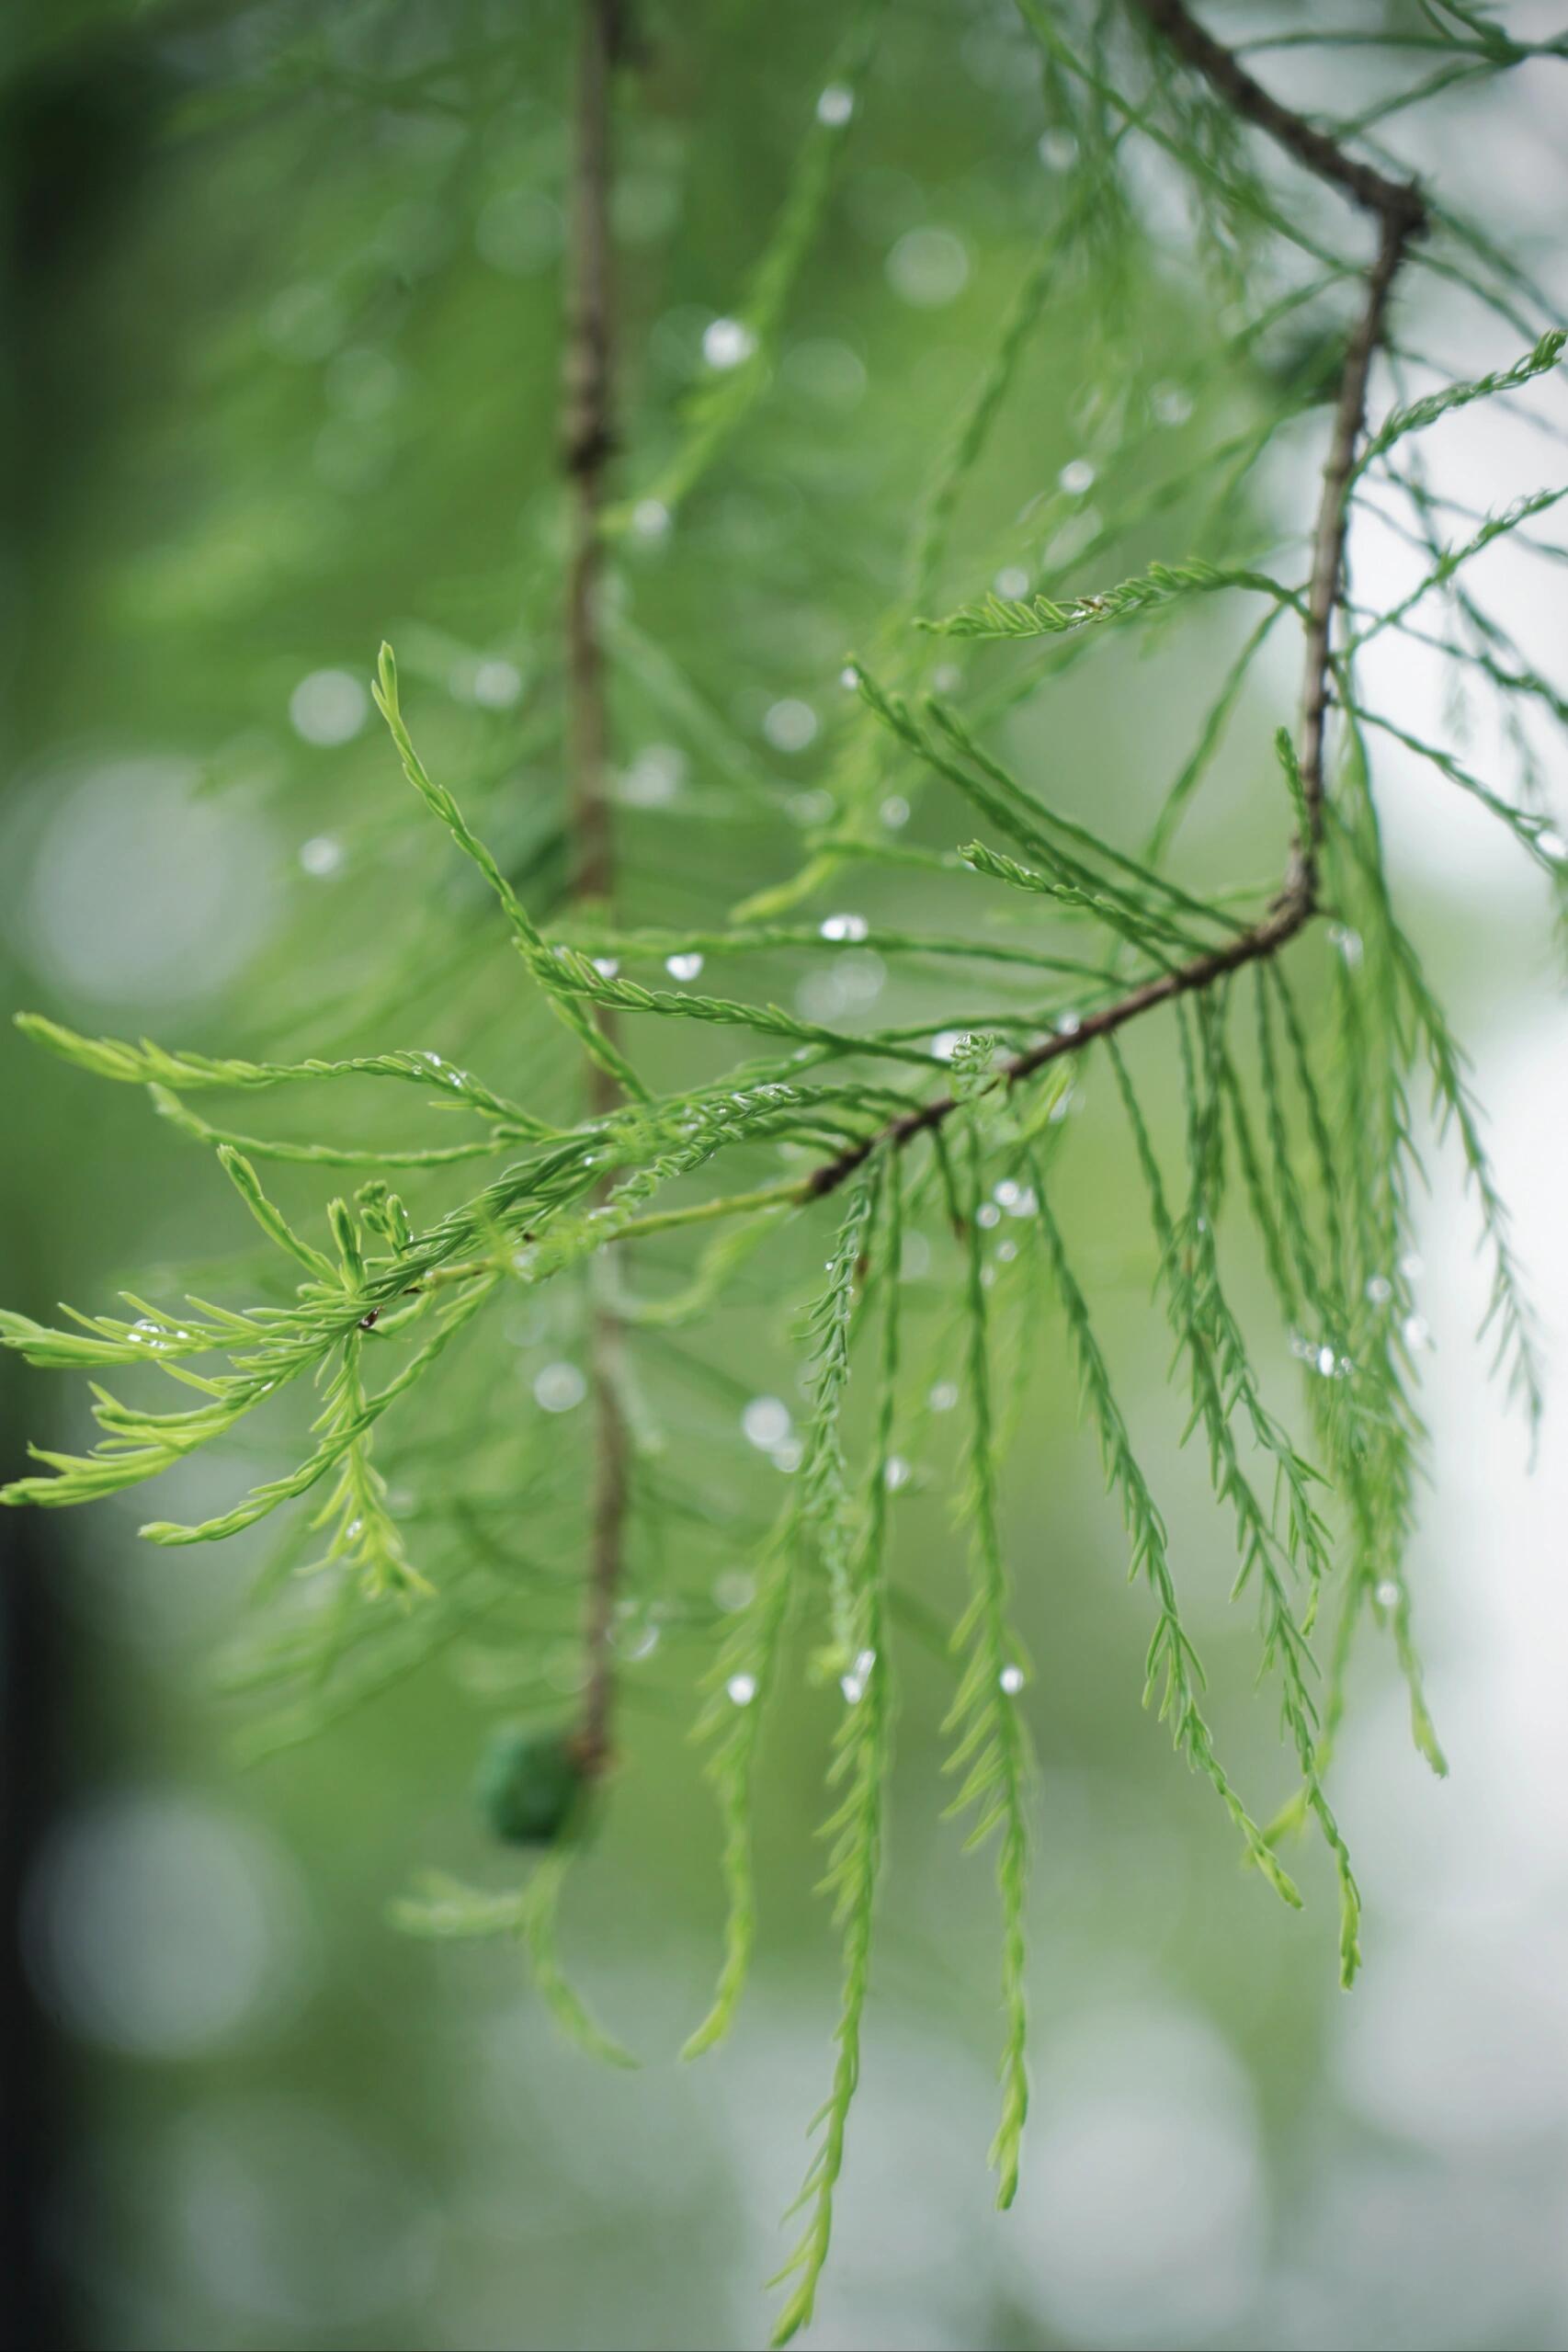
[
  {"left": 565, "top": 0, "right": 630, "bottom": 1780},
  {"left": 804, "top": 0, "right": 1426, "bottom": 1205},
  {"left": 1131, "top": 0, "right": 1427, "bottom": 226}
]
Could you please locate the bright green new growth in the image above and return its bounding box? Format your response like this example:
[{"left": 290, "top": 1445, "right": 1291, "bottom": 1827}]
[
  {"left": 925, "top": 555, "right": 1299, "bottom": 642},
  {"left": 3, "top": 5, "right": 1564, "bottom": 2343}
]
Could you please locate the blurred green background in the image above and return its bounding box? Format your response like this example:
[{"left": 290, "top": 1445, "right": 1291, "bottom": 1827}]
[{"left": 3, "top": 4, "right": 1567, "bottom": 2347}]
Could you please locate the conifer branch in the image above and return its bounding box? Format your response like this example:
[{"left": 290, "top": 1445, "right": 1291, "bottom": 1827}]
[
  {"left": 566, "top": 0, "right": 631, "bottom": 1781},
  {"left": 1131, "top": 0, "right": 1428, "bottom": 225},
  {"left": 803, "top": 0, "right": 1429, "bottom": 1206},
  {"left": 2, "top": 13, "right": 1557, "bottom": 2334}
]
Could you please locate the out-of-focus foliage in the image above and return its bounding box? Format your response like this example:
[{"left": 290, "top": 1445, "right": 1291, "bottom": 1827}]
[{"left": 3, "top": 4, "right": 1567, "bottom": 2348}]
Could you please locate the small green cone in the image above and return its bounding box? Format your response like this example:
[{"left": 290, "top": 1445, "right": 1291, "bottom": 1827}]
[{"left": 476, "top": 1724, "right": 585, "bottom": 1846}]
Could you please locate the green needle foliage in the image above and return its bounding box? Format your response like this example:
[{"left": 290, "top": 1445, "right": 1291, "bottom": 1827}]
[
  {"left": 3, "top": 3, "right": 1565, "bottom": 2340},
  {"left": 770, "top": 1162, "right": 902, "bottom": 2345},
  {"left": 925, "top": 554, "right": 1299, "bottom": 642},
  {"left": 947, "top": 1125, "right": 1031, "bottom": 2209}
]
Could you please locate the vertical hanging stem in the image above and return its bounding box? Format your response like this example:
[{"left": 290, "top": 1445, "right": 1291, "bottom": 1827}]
[
  {"left": 563, "top": 0, "right": 618, "bottom": 910},
  {"left": 564, "top": 0, "right": 628, "bottom": 1779}
]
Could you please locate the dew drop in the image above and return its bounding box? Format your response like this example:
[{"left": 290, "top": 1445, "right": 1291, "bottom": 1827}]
[
  {"left": 613, "top": 1613, "right": 661, "bottom": 1662},
  {"left": 622, "top": 744, "right": 686, "bottom": 806},
  {"left": 1151, "top": 382, "right": 1193, "bottom": 426},
  {"left": 886, "top": 225, "right": 970, "bottom": 310},
  {"left": 994, "top": 565, "right": 1030, "bottom": 600},
  {"left": 631, "top": 498, "right": 671, "bottom": 540},
  {"left": 999, "top": 1663, "right": 1026, "bottom": 1696},
  {"left": 725, "top": 1672, "right": 757, "bottom": 1707},
  {"left": 742, "top": 1395, "right": 792, "bottom": 1450},
  {"left": 929, "top": 1381, "right": 959, "bottom": 1413},
  {"left": 665, "top": 951, "right": 704, "bottom": 982},
  {"left": 764, "top": 698, "right": 819, "bottom": 753},
  {"left": 298, "top": 834, "right": 344, "bottom": 878},
  {"left": 1365, "top": 1274, "right": 1392, "bottom": 1305},
  {"left": 820, "top": 912, "right": 869, "bottom": 942},
  {"left": 290, "top": 668, "right": 369, "bottom": 746},
  {"left": 884, "top": 1456, "right": 911, "bottom": 1491},
  {"left": 703, "top": 316, "right": 756, "bottom": 370},
  {"left": 1374, "top": 1579, "right": 1401, "bottom": 1610},
  {"left": 816, "top": 84, "right": 855, "bottom": 127},
  {"left": 534, "top": 1361, "right": 586, "bottom": 1413},
  {"left": 1058, "top": 459, "right": 1096, "bottom": 497},
  {"left": 840, "top": 1647, "right": 878, "bottom": 1705},
  {"left": 472, "top": 659, "right": 522, "bottom": 710}
]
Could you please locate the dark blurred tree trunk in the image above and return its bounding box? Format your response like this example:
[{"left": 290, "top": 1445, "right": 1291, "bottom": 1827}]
[
  {"left": 2, "top": 26, "right": 173, "bottom": 2343},
  {"left": 0, "top": 1437, "right": 70, "bottom": 2352}
]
